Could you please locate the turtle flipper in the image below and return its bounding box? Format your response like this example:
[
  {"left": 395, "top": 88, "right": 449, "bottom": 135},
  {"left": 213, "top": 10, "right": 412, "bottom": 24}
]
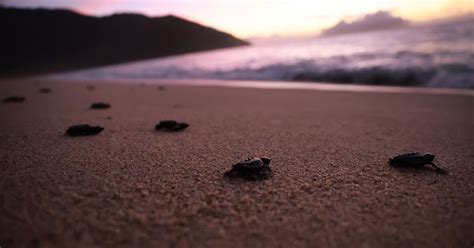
[{"left": 429, "top": 163, "right": 447, "bottom": 174}]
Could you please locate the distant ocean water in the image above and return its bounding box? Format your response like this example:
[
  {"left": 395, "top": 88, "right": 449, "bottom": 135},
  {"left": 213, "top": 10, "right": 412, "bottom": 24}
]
[{"left": 52, "top": 20, "right": 474, "bottom": 89}]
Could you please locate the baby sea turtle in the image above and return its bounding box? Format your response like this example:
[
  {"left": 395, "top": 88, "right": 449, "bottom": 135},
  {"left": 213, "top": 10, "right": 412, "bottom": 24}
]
[
  {"left": 224, "top": 157, "right": 271, "bottom": 181},
  {"left": 39, "top": 88, "right": 51, "bottom": 93},
  {"left": 389, "top": 152, "right": 447, "bottom": 174},
  {"left": 90, "top": 102, "right": 111, "bottom": 109},
  {"left": 155, "top": 120, "right": 189, "bottom": 132},
  {"left": 66, "top": 124, "right": 104, "bottom": 137},
  {"left": 3, "top": 96, "right": 25, "bottom": 103}
]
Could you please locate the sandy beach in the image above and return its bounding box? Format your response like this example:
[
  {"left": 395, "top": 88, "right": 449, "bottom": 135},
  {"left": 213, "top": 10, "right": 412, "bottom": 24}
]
[{"left": 0, "top": 79, "right": 473, "bottom": 247}]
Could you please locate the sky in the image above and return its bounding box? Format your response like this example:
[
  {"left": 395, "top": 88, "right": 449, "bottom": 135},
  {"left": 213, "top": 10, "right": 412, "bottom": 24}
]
[{"left": 2, "top": 0, "right": 473, "bottom": 38}]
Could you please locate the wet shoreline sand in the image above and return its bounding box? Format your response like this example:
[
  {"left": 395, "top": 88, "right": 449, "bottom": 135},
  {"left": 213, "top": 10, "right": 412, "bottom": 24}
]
[{"left": 1, "top": 79, "right": 473, "bottom": 247}]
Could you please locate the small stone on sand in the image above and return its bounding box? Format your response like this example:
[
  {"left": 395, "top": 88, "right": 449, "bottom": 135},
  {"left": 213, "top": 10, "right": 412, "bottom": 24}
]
[
  {"left": 225, "top": 157, "right": 272, "bottom": 181},
  {"left": 90, "top": 102, "right": 111, "bottom": 109},
  {"left": 155, "top": 120, "right": 189, "bottom": 132},
  {"left": 66, "top": 124, "right": 104, "bottom": 136},
  {"left": 3, "top": 96, "right": 25, "bottom": 103}
]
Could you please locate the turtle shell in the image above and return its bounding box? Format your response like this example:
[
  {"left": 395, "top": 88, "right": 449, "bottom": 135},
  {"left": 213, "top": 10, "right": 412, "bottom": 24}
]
[
  {"left": 225, "top": 157, "right": 271, "bottom": 180},
  {"left": 39, "top": 88, "right": 51, "bottom": 93},
  {"left": 389, "top": 152, "right": 435, "bottom": 167},
  {"left": 90, "top": 102, "right": 111, "bottom": 109},
  {"left": 155, "top": 120, "right": 178, "bottom": 129},
  {"left": 155, "top": 120, "right": 189, "bottom": 132},
  {"left": 3, "top": 96, "right": 25, "bottom": 103},
  {"left": 66, "top": 124, "right": 104, "bottom": 136}
]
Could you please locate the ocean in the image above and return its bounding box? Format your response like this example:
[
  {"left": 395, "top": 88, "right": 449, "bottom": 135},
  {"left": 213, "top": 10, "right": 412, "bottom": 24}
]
[{"left": 51, "top": 19, "right": 473, "bottom": 89}]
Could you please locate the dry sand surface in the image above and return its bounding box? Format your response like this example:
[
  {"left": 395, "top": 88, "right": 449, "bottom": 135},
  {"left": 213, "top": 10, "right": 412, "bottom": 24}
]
[{"left": 0, "top": 79, "right": 473, "bottom": 247}]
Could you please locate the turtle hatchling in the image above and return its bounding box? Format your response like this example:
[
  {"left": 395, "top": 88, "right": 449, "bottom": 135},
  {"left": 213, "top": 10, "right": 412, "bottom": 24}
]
[
  {"left": 66, "top": 124, "right": 104, "bottom": 137},
  {"left": 155, "top": 120, "right": 189, "bottom": 132},
  {"left": 3, "top": 96, "right": 25, "bottom": 103},
  {"left": 389, "top": 152, "right": 447, "bottom": 174},
  {"left": 224, "top": 157, "right": 272, "bottom": 181},
  {"left": 90, "top": 102, "right": 111, "bottom": 109},
  {"left": 39, "top": 88, "right": 52, "bottom": 93}
]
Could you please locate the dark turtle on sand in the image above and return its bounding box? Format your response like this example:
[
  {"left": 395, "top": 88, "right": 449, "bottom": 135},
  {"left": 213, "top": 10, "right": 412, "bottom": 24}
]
[
  {"left": 155, "top": 120, "right": 189, "bottom": 132},
  {"left": 389, "top": 152, "right": 447, "bottom": 174},
  {"left": 90, "top": 102, "right": 111, "bottom": 109},
  {"left": 39, "top": 88, "right": 51, "bottom": 93},
  {"left": 66, "top": 124, "right": 104, "bottom": 137},
  {"left": 225, "top": 157, "right": 272, "bottom": 181},
  {"left": 3, "top": 96, "right": 25, "bottom": 103}
]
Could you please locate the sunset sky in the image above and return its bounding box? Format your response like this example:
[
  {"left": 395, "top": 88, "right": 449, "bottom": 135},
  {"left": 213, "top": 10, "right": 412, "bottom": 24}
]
[{"left": 2, "top": 0, "right": 473, "bottom": 37}]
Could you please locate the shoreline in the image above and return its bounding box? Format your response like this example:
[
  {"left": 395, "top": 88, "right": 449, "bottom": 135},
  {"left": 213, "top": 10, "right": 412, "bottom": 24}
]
[{"left": 39, "top": 78, "right": 474, "bottom": 96}]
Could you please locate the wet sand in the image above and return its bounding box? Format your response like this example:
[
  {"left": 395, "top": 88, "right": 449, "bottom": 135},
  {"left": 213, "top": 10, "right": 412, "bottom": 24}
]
[{"left": 0, "top": 79, "right": 473, "bottom": 247}]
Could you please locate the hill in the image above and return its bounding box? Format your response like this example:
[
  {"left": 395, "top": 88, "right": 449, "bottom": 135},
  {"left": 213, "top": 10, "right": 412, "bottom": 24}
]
[
  {"left": 0, "top": 7, "right": 249, "bottom": 76},
  {"left": 321, "top": 11, "right": 409, "bottom": 37}
]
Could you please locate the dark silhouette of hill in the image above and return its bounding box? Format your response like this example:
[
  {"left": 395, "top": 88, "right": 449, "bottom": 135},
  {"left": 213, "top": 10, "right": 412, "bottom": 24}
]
[
  {"left": 0, "top": 7, "right": 249, "bottom": 76},
  {"left": 321, "top": 11, "right": 409, "bottom": 37}
]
